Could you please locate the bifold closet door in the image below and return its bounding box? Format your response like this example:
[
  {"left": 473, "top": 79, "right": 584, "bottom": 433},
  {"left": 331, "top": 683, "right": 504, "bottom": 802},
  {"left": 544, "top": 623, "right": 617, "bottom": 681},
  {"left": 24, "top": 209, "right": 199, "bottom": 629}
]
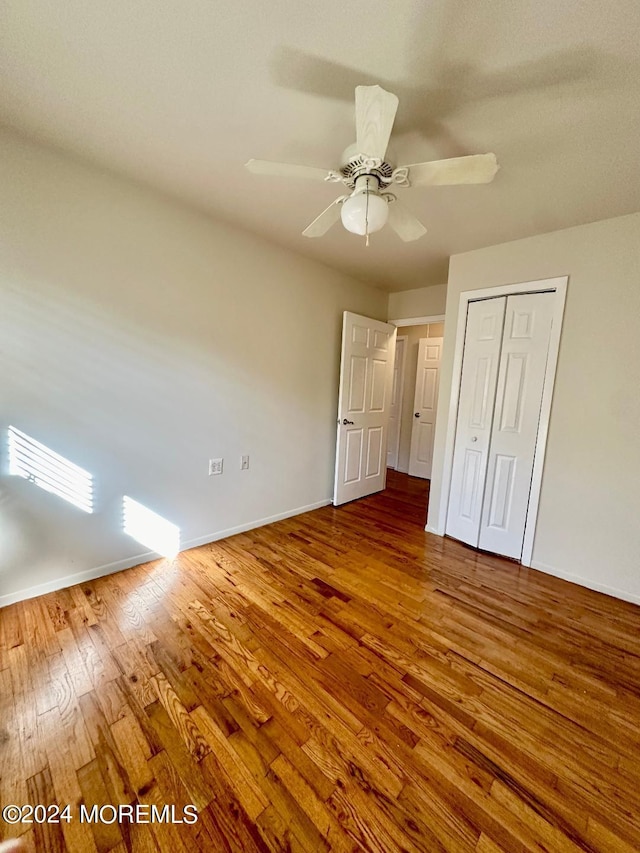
[
  {"left": 446, "top": 298, "right": 506, "bottom": 546},
  {"left": 447, "top": 291, "right": 555, "bottom": 559},
  {"left": 478, "top": 291, "right": 555, "bottom": 558}
]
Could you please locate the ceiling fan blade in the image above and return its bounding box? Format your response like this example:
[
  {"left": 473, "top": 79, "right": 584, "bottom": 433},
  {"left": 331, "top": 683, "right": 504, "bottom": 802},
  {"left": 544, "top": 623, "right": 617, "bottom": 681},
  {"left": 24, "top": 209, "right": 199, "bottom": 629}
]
[
  {"left": 355, "top": 85, "right": 399, "bottom": 161},
  {"left": 302, "top": 200, "right": 342, "bottom": 238},
  {"left": 388, "top": 203, "right": 427, "bottom": 242},
  {"left": 245, "top": 159, "right": 330, "bottom": 181},
  {"left": 404, "top": 153, "right": 499, "bottom": 186}
]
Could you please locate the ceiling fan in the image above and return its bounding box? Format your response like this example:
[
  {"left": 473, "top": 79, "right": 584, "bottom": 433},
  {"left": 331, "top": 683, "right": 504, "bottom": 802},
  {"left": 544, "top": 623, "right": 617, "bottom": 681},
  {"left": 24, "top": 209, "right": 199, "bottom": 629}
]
[{"left": 245, "top": 85, "right": 499, "bottom": 243}]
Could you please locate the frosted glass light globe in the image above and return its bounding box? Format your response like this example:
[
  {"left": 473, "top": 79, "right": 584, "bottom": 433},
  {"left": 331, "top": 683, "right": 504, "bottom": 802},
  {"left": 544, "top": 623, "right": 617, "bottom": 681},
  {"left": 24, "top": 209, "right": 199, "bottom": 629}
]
[{"left": 341, "top": 192, "right": 389, "bottom": 235}]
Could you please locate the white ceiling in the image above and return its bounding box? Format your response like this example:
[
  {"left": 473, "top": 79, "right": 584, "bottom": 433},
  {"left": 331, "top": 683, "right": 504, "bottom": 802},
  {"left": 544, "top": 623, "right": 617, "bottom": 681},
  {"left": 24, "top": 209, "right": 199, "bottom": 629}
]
[{"left": 2, "top": 0, "right": 639, "bottom": 291}]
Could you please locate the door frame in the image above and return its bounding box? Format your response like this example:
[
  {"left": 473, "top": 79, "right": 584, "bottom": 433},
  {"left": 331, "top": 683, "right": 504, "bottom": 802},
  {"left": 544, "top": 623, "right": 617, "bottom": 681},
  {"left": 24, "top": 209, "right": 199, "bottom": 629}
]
[
  {"left": 390, "top": 314, "right": 445, "bottom": 327},
  {"left": 428, "top": 276, "right": 568, "bottom": 567}
]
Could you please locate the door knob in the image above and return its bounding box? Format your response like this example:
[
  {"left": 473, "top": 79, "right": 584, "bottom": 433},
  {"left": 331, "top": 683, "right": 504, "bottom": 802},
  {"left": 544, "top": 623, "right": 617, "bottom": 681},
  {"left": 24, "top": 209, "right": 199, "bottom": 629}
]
[
  {"left": 414, "top": 412, "right": 420, "bottom": 418},
  {"left": 471, "top": 436, "right": 478, "bottom": 442},
  {"left": 342, "top": 418, "right": 354, "bottom": 425}
]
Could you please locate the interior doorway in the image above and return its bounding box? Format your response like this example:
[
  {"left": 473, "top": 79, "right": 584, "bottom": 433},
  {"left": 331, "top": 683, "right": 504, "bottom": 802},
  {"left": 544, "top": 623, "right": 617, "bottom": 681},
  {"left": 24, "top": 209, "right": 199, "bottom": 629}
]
[
  {"left": 387, "top": 320, "right": 444, "bottom": 480},
  {"left": 331, "top": 309, "right": 446, "bottom": 516}
]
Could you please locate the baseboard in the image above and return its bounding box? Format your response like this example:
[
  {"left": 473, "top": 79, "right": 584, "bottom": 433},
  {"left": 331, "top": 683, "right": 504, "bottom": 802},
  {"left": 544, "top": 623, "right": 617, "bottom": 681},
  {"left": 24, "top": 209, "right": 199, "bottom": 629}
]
[
  {"left": 530, "top": 559, "right": 640, "bottom": 606},
  {"left": 425, "top": 523, "right": 443, "bottom": 536},
  {"left": 0, "top": 498, "right": 332, "bottom": 608},
  {"left": 181, "top": 499, "right": 331, "bottom": 550},
  {"left": 0, "top": 552, "right": 161, "bottom": 609},
  {"left": 415, "top": 540, "right": 640, "bottom": 606}
]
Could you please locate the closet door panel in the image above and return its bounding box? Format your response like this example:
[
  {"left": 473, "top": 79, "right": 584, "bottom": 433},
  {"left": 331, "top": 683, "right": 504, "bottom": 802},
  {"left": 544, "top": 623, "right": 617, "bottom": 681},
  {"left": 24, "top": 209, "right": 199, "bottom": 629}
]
[
  {"left": 479, "top": 292, "right": 555, "bottom": 558},
  {"left": 446, "top": 298, "right": 506, "bottom": 547}
]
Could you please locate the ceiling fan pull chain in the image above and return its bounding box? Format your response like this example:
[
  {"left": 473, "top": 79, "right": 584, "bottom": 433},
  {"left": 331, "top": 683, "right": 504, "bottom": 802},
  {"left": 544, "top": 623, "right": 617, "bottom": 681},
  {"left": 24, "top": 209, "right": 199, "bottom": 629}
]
[{"left": 365, "top": 189, "right": 370, "bottom": 247}]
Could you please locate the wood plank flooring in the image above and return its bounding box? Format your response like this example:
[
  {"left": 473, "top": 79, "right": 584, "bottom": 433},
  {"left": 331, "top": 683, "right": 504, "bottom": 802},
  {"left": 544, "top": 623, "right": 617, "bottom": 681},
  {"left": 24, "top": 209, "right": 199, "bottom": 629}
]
[{"left": 2, "top": 470, "right": 640, "bottom": 852}]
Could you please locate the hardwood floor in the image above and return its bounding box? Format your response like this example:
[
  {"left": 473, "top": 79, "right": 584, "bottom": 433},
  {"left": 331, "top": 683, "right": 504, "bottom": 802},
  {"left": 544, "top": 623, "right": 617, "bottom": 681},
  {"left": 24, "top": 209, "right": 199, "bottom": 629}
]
[{"left": 2, "top": 470, "right": 640, "bottom": 852}]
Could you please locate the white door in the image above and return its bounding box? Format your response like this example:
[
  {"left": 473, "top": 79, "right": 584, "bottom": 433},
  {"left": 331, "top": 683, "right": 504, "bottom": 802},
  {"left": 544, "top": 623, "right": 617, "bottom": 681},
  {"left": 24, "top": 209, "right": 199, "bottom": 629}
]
[
  {"left": 446, "top": 298, "right": 506, "bottom": 546},
  {"left": 478, "top": 292, "right": 555, "bottom": 558},
  {"left": 408, "top": 337, "right": 443, "bottom": 479},
  {"left": 334, "top": 312, "right": 397, "bottom": 505},
  {"left": 386, "top": 335, "right": 407, "bottom": 469},
  {"left": 446, "top": 292, "right": 555, "bottom": 560}
]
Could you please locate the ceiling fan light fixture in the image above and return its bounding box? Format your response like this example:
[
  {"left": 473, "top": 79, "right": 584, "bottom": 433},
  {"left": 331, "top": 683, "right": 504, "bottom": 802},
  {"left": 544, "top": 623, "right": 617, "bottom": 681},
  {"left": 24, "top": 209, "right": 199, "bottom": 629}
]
[
  {"left": 340, "top": 182, "right": 389, "bottom": 236},
  {"left": 341, "top": 192, "right": 389, "bottom": 236}
]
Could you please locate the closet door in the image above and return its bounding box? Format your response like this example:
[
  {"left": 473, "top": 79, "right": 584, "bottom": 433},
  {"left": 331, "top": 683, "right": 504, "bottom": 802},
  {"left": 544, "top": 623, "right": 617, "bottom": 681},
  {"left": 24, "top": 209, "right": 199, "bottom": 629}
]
[
  {"left": 478, "top": 292, "right": 555, "bottom": 558},
  {"left": 446, "top": 298, "right": 506, "bottom": 547}
]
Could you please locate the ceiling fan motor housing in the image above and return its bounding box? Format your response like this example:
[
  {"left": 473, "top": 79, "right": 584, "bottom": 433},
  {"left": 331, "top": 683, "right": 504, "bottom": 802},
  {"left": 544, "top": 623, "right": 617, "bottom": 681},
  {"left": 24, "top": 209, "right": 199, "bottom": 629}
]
[{"left": 339, "top": 142, "right": 395, "bottom": 190}]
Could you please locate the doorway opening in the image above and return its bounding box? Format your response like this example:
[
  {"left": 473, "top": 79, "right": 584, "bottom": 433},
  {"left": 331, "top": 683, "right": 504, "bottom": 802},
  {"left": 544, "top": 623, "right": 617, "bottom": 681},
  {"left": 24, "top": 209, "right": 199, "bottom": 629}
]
[
  {"left": 387, "top": 320, "right": 444, "bottom": 480},
  {"left": 382, "top": 468, "right": 431, "bottom": 526},
  {"left": 383, "top": 313, "right": 447, "bottom": 528},
  {"left": 332, "top": 310, "right": 445, "bottom": 523}
]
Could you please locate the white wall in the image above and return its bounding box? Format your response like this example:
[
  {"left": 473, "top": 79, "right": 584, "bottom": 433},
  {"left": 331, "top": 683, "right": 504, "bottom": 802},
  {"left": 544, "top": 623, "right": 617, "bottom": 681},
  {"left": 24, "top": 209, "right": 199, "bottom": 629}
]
[
  {"left": 388, "top": 284, "right": 447, "bottom": 320},
  {"left": 0, "top": 129, "right": 387, "bottom": 605},
  {"left": 428, "top": 213, "right": 640, "bottom": 603}
]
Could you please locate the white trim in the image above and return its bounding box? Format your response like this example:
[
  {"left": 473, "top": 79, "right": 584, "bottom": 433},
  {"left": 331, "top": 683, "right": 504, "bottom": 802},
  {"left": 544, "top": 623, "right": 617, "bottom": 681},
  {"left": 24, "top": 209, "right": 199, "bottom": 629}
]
[
  {"left": 530, "top": 559, "right": 640, "bottom": 607},
  {"left": 182, "top": 498, "right": 330, "bottom": 548},
  {"left": 0, "top": 498, "right": 331, "bottom": 608},
  {"left": 389, "top": 314, "right": 445, "bottom": 327},
  {"left": 429, "top": 276, "right": 568, "bottom": 569}
]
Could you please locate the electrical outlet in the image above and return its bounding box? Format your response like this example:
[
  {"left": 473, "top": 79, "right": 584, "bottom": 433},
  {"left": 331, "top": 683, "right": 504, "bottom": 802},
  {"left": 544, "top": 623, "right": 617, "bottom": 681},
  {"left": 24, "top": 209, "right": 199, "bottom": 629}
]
[
  {"left": 209, "top": 458, "right": 223, "bottom": 476},
  {"left": 241, "top": 455, "right": 250, "bottom": 470}
]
